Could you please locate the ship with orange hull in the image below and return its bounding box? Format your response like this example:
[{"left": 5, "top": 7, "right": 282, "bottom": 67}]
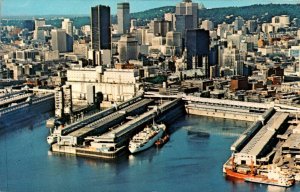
[{"left": 225, "top": 168, "right": 260, "bottom": 180}]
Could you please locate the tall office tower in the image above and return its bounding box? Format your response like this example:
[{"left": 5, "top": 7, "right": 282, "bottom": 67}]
[
  {"left": 51, "top": 29, "right": 67, "bottom": 53},
  {"left": 23, "top": 20, "right": 35, "bottom": 31},
  {"left": 117, "top": 2, "right": 130, "bottom": 34},
  {"left": 246, "top": 20, "right": 257, "bottom": 33},
  {"left": 130, "top": 19, "right": 137, "bottom": 32},
  {"left": 201, "top": 20, "right": 214, "bottom": 31},
  {"left": 149, "top": 18, "right": 172, "bottom": 37},
  {"left": 185, "top": 29, "right": 210, "bottom": 73},
  {"left": 166, "top": 31, "right": 182, "bottom": 55},
  {"left": 164, "top": 13, "right": 176, "bottom": 31},
  {"left": 234, "top": 16, "right": 244, "bottom": 31},
  {"left": 62, "top": 18, "right": 73, "bottom": 36},
  {"left": 175, "top": 14, "right": 193, "bottom": 43},
  {"left": 35, "top": 18, "right": 46, "bottom": 29},
  {"left": 175, "top": 0, "right": 199, "bottom": 29},
  {"left": 62, "top": 18, "right": 74, "bottom": 52},
  {"left": 34, "top": 18, "right": 46, "bottom": 42},
  {"left": 91, "top": 5, "right": 111, "bottom": 51},
  {"left": 118, "top": 34, "right": 138, "bottom": 63}
]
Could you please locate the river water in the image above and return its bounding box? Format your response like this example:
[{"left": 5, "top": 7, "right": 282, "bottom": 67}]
[{"left": 0, "top": 114, "right": 298, "bottom": 192}]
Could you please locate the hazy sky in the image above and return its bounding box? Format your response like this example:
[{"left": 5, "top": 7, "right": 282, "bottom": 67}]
[{"left": 2, "top": 0, "right": 299, "bottom": 16}]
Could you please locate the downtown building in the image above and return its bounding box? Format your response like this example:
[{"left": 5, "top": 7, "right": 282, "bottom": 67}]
[
  {"left": 117, "top": 2, "right": 130, "bottom": 34},
  {"left": 91, "top": 5, "right": 111, "bottom": 51},
  {"left": 185, "top": 29, "right": 210, "bottom": 75}
]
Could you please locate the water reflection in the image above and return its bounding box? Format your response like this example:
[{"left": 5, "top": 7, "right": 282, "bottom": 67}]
[{"left": 2, "top": 114, "right": 299, "bottom": 192}]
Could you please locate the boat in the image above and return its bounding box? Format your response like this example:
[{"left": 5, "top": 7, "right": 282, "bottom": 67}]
[
  {"left": 155, "top": 134, "right": 170, "bottom": 147},
  {"left": 224, "top": 156, "right": 261, "bottom": 180},
  {"left": 245, "top": 168, "right": 294, "bottom": 188},
  {"left": 225, "top": 168, "right": 259, "bottom": 180},
  {"left": 47, "top": 125, "right": 64, "bottom": 145},
  {"left": 129, "top": 123, "right": 166, "bottom": 154},
  {"left": 245, "top": 176, "right": 294, "bottom": 188},
  {"left": 47, "top": 135, "right": 57, "bottom": 145}
]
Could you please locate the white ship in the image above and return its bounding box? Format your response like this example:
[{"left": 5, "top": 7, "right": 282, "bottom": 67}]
[
  {"left": 47, "top": 135, "right": 58, "bottom": 145},
  {"left": 129, "top": 123, "right": 166, "bottom": 154},
  {"left": 47, "top": 125, "right": 63, "bottom": 145},
  {"left": 245, "top": 166, "right": 295, "bottom": 188}
]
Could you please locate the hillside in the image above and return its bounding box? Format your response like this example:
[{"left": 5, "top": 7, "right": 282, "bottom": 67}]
[
  {"left": 131, "top": 4, "right": 300, "bottom": 25},
  {"left": 2, "top": 4, "right": 300, "bottom": 29}
]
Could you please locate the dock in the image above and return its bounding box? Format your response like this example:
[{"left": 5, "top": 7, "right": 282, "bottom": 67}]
[{"left": 51, "top": 98, "right": 184, "bottom": 158}]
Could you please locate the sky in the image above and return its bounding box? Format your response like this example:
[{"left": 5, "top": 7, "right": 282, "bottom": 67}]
[{"left": 1, "top": 0, "right": 299, "bottom": 16}]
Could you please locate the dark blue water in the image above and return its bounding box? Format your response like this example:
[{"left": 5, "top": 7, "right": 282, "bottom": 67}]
[{"left": 0, "top": 114, "right": 298, "bottom": 192}]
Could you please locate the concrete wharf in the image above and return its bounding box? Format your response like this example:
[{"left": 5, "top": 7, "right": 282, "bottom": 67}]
[{"left": 61, "top": 99, "right": 154, "bottom": 145}]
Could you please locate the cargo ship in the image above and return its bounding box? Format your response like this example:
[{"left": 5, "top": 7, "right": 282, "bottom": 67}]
[
  {"left": 245, "top": 168, "right": 294, "bottom": 188},
  {"left": 245, "top": 176, "right": 294, "bottom": 188},
  {"left": 129, "top": 122, "right": 166, "bottom": 154},
  {"left": 224, "top": 156, "right": 295, "bottom": 187}
]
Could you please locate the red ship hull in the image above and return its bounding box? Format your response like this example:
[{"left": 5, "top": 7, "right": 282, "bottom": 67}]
[{"left": 225, "top": 168, "right": 261, "bottom": 180}]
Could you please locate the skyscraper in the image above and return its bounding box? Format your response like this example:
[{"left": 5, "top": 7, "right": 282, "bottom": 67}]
[
  {"left": 62, "top": 18, "right": 73, "bottom": 37},
  {"left": 118, "top": 34, "right": 138, "bottom": 63},
  {"left": 91, "top": 5, "right": 111, "bottom": 51},
  {"left": 35, "top": 18, "right": 46, "bottom": 29},
  {"left": 185, "top": 29, "right": 210, "bottom": 73},
  {"left": 62, "top": 18, "right": 74, "bottom": 52},
  {"left": 51, "top": 29, "right": 67, "bottom": 53},
  {"left": 23, "top": 20, "right": 35, "bottom": 31},
  {"left": 175, "top": 0, "right": 199, "bottom": 29},
  {"left": 117, "top": 2, "right": 130, "bottom": 34}
]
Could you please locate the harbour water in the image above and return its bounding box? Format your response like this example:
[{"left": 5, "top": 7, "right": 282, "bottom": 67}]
[{"left": 0, "top": 114, "right": 298, "bottom": 191}]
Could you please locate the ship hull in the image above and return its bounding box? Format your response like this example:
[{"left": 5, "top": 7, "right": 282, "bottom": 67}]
[
  {"left": 245, "top": 177, "right": 293, "bottom": 188},
  {"left": 129, "top": 129, "right": 164, "bottom": 154},
  {"left": 225, "top": 168, "right": 257, "bottom": 180}
]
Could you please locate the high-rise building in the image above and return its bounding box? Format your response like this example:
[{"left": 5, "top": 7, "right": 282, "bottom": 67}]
[
  {"left": 175, "top": 0, "right": 199, "bottom": 29},
  {"left": 62, "top": 18, "right": 74, "bottom": 52},
  {"left": 51, "top": 29, "right": 67, "bottom": 53},
  {"left": 201, "top": 20, "right": 214, "bottom": 31},
  {"left": 62, "top": 18, "right": 73, "bottom": 36},
  {"left": 34, "top": 18, "right": 46, "bottom": 42},
  {"left": 23, "top": 20, "right": 35, "bottom": 31},
  {"left": 91, "top": 5, "right": 111, "bottom": 51},
  {"left": 246, "top": 20, "right": 257, "bottom": 33},
  {"left": 166, "top": 31, "right": 182, "bottom": 55},
  {"left": 234, "top": 16, "right": 244, "bottom": 31},
  {"left": 149, "top": 18, "right": 172, "bottom": 37},
  {"left": 35, "top": 18, "right": 45, "bottom": 29},
  {"left": 130, "top": 19, "right": 137, "bottom": 32},
  {"left": 175, "top": 14, "right": 193, "bottom": 42},
  {"left": 118, "top": 34, "right": 138, "bottom": 63},
  {"left": 164, "top": 13, "right": 176, "bottom": 30},
  {"left": 117, "top": 2, "right": 130, "bottom": 34},
  {"left": 185, "top": 29, "right": 210, "bottom": 72}
]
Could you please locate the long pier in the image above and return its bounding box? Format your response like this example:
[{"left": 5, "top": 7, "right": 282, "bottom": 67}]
[
  {"left": 51, "top": 98, "right": 184, "bottom": 158},
  {"left": 53, "top": 94, "right": 144, "bottom": 136},
  {"left": 61, "top": 99, "right": 154, "bottom": 145},
  {"left": 50, "top": 93, "right": 300, "bottom": 160},
  {"left": 0, "top": 93, "right": 54, "bottom": 126}
]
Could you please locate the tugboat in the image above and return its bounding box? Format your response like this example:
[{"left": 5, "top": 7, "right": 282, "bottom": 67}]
[
  {"left": 128, "top": 122, "right": 166, "bottom": 154},
  {"left": 155, "top": 134, "right": 170, "bottom": 147}
]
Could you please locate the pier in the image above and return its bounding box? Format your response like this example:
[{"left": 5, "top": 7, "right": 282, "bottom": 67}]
[
  {"left": 51, "top": 97, "right": 184, "bottom": 158},
  {"left": 50, "top": 93, "right": 300, "bottom": 160},
  {"left": 0, "top": 93, "right": 54, "bottom": 126}
]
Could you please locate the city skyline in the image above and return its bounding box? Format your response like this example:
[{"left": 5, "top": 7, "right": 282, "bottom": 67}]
[{"left": 2, "top": 0, "right": 299, "bottom": 17}]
